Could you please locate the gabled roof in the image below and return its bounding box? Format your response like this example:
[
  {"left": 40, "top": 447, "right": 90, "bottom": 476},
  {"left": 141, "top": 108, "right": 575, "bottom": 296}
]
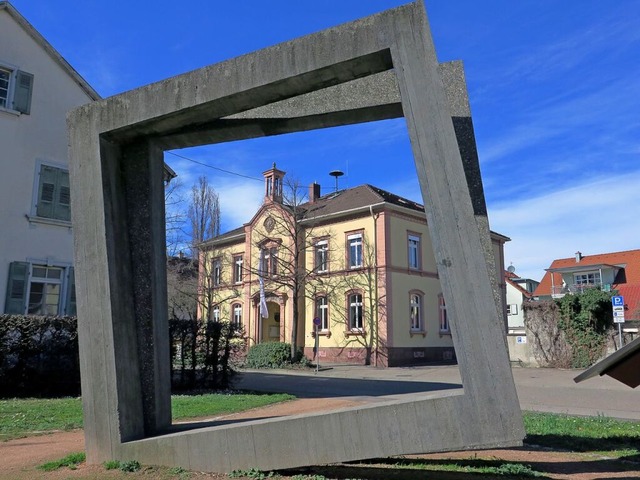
[
  {"left": 301, "top": 184, "right": 424, "bottom": 219},
  {"left": 533, "top": 249, "right": 640, "bottom": 320},
  {"left": 202, "top": 182, "right": 509, "bottom": 249},
  {"left": 505, "top": 271, "right": 533, "bottom": 299},
  {"left": 0, "top": 1, "right": 100, "bottom": 101}
]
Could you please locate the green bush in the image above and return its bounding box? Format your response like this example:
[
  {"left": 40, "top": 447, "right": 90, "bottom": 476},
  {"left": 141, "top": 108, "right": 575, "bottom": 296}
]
[
  {"left": 0, "top": 315, "right": 80, "bottom": 398},
  {"left": 245, "top": 342, "right": 292, "bottom": 369}
]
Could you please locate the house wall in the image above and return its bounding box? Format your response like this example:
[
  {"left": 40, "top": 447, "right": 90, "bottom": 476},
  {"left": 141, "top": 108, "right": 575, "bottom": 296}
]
[
  {"left": 506, "top": 283, "right": 525, "bottom": 330},
  {"left": 0, "top": 9, "right": 94, "bottom": 312},
  {"left": 384, "top": 211, "right": 454, "bottom": 365}
]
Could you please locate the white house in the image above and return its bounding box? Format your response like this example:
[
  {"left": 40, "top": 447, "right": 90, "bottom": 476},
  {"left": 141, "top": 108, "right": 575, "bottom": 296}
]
[{"left": 0, "top": 2, "right": 99, "bottom": 315}]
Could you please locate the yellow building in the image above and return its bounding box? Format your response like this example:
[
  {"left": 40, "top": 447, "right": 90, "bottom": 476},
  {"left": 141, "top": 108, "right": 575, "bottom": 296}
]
[{"left": 199, "top": 165, "right": 509, "bottom": 367}]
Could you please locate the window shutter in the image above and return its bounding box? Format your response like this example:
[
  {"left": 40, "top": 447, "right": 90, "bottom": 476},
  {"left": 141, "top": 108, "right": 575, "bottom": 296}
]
[
  {"left": 54, "top": 169, "right": 71, "bottom": 221},
  {"left": 4, "top": 261, "right": 29, "bottom": 314},
  {"left": 37, "top": 165, "right": 57, "bottom": 218},
  {"left": 65, "top": 267, "right": 77, "bottom": 316},
  {"left": 13, "top": 70, "right": 34, "bottom": 114}
]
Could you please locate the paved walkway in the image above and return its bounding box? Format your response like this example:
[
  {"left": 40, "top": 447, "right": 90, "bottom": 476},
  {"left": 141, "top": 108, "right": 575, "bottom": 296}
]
[{"left": 236, "top": 365, "right": 640, "bottom": 421}]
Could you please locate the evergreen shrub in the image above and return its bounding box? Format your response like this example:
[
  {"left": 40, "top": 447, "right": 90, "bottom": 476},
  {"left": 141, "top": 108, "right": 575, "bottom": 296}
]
[{"left": 245, "top": 342, "right": 292, "bottom": 369}]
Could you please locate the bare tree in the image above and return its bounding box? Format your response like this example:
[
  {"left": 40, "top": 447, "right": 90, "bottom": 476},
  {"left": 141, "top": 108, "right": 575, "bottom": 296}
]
[
  {"left": 188, "top": 176, "right": 221, "bottom": 257},
  {"left": 326, "top": 233, "right": 386, "bottom": 365},
  {"left": 250, "top": 177, "right": 330, "bottom": 359},
  {"left": 165, "top": 177, "right": 186, "bottom": 257}
]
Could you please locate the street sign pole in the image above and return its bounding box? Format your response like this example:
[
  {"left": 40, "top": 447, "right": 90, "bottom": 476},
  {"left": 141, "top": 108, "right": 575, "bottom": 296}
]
[
  {"left": 611, "top": 296, "right": 625, "bottom": 349},
  {"left": 313, "top": 317, "right": 321, "bottom": 373}
]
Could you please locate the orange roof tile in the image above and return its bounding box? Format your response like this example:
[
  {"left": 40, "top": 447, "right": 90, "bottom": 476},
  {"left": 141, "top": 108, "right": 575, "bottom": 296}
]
[{"left": 533, "top": 249, "right": 640, "bottom": 319}]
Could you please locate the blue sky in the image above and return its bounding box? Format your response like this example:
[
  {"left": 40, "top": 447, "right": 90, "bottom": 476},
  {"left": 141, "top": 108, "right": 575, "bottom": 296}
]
[{"left": 13, "top": 1, "right": 640, "bottom": 282}]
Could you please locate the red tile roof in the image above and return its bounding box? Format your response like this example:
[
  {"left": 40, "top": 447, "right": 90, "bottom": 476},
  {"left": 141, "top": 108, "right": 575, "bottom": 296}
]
[
  {"left": 534, "top": 249, "right": 640, "bottom": 320},
  {"left": 504, "top": 271, "right": 533, "bottom": 298}
]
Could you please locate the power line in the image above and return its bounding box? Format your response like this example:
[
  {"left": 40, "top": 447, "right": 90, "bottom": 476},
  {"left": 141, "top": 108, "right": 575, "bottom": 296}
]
[{"left": 166, "top": 151, "right": 263, "bottom": 182}]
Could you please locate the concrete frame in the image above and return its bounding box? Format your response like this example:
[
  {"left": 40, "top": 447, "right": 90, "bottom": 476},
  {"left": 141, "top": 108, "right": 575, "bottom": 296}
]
[{"left": 68, "top": 1, "right": 523, "bottom": 472}]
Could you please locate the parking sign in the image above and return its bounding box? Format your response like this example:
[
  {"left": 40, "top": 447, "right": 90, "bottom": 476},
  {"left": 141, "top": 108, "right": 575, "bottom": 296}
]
[{"left": 611, "top": 295, "right": 624, "bottom": 307}]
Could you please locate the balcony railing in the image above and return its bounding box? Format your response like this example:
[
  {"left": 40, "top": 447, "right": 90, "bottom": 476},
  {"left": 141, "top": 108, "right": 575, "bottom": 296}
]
[{"left": 551, "top": 283, "right": 603, "bottom": 297}]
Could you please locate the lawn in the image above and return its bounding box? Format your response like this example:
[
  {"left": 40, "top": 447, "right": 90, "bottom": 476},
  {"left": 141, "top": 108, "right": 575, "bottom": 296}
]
[{"left": 0, "top": 392, "right": 294, "bottom": 441}]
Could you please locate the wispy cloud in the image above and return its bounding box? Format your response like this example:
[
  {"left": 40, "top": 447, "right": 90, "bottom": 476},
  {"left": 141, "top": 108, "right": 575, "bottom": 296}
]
[{"left": 489, "top": 170, "right": 640, "bottom": 281}]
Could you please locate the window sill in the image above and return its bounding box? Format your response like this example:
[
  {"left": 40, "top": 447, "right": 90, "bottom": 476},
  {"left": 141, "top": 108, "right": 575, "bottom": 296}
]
[
  {"left": 26, "top": 214, "right": 72, "bottom": 229},
  {"left": 0, "top": 106, "right": 21, "bottom": 117},
  {"left": 410, "top": 330, "right": 426, "bottom": 337},
  {"left": 311, "top": 330, "right": 331, "bottom": 338},
  {"left": 345, "top": 329, "right": 365, "bottom": 337},
  {"left": 439, "top": 331, "right": 452, "bottom": 337}
]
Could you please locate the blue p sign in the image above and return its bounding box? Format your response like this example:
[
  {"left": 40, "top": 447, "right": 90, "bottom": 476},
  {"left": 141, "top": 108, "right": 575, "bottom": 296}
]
[{"left": 612, "top": 295, "right": 624, "bottom": 307}]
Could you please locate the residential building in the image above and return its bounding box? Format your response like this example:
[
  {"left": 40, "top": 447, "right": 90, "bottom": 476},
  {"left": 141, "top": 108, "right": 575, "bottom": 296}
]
[
  {"left": 199, "top": 165, "right": 510, "bottom": 367},
  {"left": 0, "top": 2, "right": 177, "bottom": 316},
  {"left": 0, "top": 1, "right": 100, "bottom": 315},
  {"left": 534, "top": 249, "right": 640, "bottom": 327},
  {"left": 504, "top": 267, "right": 538, "bottom": 334}
]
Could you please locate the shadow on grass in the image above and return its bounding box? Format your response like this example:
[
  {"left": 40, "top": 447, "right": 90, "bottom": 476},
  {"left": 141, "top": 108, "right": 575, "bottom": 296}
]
[
  {"left": 525, "top": 433, "right": 640, "bottom": 454},
  {"left": 282, "top": 452, "right": 640, "bottom": 479}
]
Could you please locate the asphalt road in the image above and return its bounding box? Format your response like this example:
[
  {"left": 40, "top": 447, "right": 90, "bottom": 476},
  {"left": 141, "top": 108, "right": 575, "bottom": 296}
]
[{"left": 235, "top": 365, "right": 640, "bottom": 421}]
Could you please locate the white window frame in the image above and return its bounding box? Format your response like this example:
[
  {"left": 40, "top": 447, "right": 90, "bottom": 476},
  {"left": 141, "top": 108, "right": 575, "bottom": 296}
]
[
  {"left": 439, "top": 293, "right": 450, "bottom": 333},
  {"left": 315, "top": 295, "right": 329, "bottom": 331},
  {"left": 232, "top": 303, "right": 242, "bottom": 328},
  {"left": 0, "top": 61, "right": 33, "bottom": 115},
  {"left": 24, "top": 259, "right": 73, "bottom": 316},
  {"left": 211, "top": 306, "right": 221, "bottom": 322},
  {"left": 507, "top": 304, "right": 518, "bottom": 315},
  {"left": 233, "top": 255, "right": 243, "bottom": 284},
  {"left": 348, "top": 292, "right": 363, "bottom": 330},
  {"left": 347, "top": 233, "right": 363, "bottom": 269},
  {"left": 0, "top": 63, "right": 16, "bottom": 111},
  {"left": 315, "top": 240, "right": 328, "bottom": 273},
  {"left": 574, "top": 271, "right": 601, "bottom": 286},
  {"left": 212, "top": 259, "right": 221, "bottom": 286},
  {"left": 410, "top": 293, "right": 422, "bottom": 331},
  {"left": 408, "top": 234, "right": 420, "bottom": 270}
]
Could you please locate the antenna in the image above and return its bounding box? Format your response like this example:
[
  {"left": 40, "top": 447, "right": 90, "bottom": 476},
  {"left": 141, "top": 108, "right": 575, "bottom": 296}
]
[
  {"left": 507, "top": 264, "right": 516, "bottom": 273},
  {"left": 329, "top": 170, "right": 344, "bottom": 193}
]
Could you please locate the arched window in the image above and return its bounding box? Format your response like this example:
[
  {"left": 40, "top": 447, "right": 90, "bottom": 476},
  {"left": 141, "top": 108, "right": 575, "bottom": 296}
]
[
  {"left": 232, "top": 303, "right": 242, "bottom": 327},
  {"left": 410, "top": 293, "right": 422, "bottom": 331},
  {"left": 348, "top": 292, "right": 363, "bottom": 330},
  {"left": 438, "top": 294, "right": 449, "bottom": 333},
  {"left": 315, "top": 295, "right": 329, "bottom": 331}
]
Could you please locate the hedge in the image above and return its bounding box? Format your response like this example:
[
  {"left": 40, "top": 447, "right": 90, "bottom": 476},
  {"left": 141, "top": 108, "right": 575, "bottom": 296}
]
[{"left": 0, "top": 314, "right": 242, "bottom": 398}]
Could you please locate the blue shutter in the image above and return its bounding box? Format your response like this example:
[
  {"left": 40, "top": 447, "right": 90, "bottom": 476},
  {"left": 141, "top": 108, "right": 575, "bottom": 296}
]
[
  {"left": 5, "top": 262, "right": 29, "bottom": 314},
  {"left": 13, "top": 70, "right": 34, "bottom": 114}
]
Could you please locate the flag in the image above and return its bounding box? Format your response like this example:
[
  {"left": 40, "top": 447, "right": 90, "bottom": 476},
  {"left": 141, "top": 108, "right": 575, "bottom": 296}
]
[{"left": 259, "top": 248, "right": 268, "bottom": 319}]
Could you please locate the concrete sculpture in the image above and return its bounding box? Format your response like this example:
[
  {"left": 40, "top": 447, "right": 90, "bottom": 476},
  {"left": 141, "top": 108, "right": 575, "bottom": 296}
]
[{"left": 68, "top": 1, "right": 524, "bottom": 472}]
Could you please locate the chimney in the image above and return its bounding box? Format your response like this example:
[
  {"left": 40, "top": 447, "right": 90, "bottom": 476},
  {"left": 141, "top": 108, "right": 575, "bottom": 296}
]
[
  {"left": 309, "top": 182, "right": 321, "bottom": 202},
  {"left": 575, "top": 251, "right": 582, "bottom": 263}
]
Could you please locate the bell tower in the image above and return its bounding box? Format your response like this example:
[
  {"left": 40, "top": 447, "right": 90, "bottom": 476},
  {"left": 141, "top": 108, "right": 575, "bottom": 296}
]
[{"left": 263, "top": 163, "right": 285, "bottom": 204}]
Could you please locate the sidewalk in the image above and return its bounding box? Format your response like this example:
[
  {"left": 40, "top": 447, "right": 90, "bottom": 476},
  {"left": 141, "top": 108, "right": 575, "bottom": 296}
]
[{"left": 236, "top": 364, "right": 640, "bottom": 421}]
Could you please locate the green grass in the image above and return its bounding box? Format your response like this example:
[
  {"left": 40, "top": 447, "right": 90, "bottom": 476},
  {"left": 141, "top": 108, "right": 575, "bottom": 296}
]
[
  {"left": 172, "top": 392, "right": 294, "bottom": 420},
  {"left": 0, "top": 397, "right": 83, "bottom": 441},
  {"left": 37, "top": 451, "right": 86, "bottom": 471},
  {"left": 523, "top": 411, "right": 640, "bottom": 455},
  {"left": 0, "top": 392, "right": 294, "bottom": 441}
]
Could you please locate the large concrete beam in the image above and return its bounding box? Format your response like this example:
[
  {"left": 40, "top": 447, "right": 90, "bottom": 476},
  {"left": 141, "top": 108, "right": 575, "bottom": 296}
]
[{"left": 68, "top": 0, "right": 523, "bottom": 471}]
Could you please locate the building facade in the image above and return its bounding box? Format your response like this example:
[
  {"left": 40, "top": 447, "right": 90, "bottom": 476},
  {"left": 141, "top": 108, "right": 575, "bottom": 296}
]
[
  {"left": 0, "top": 2, "right": 100, "bottom": 315},
  {"left": 534, "top": 249, "right": 640, "bottom": 326},
  {"left": 200, "top": 165, "right": 509, "bottom": 367}
]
